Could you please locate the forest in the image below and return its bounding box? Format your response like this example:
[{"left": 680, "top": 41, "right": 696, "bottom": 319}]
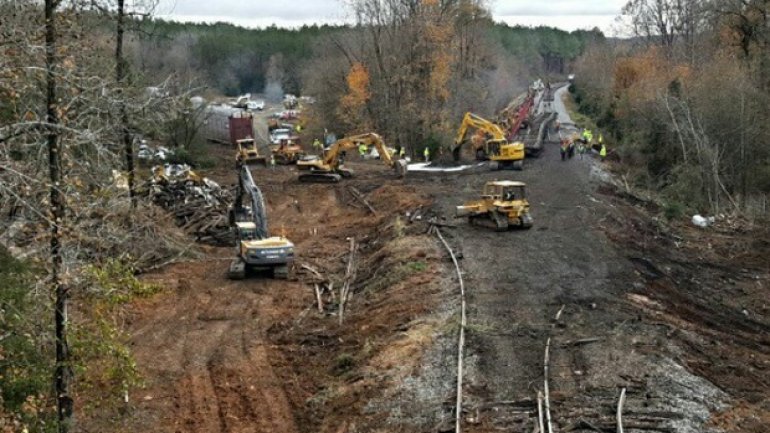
[{"left": 571, "top": 0, "right": 770, "bottom": 216}]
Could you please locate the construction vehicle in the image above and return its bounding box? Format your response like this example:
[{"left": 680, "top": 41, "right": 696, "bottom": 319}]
[
  {"left": 271, "top": 139, "right": 306, "bottom": 165},
  {"left": 236, "top": 138, "right": 267, "bottom": 167},
  {"left": 228, "top": 164, "right": 295, "bottom": 279},
  {"left": 456, "top": 180, "right": 533, "bottom": 230},
  {"left": 453, "top": 112, "right": 525, "bottom": 170},
  {"left": 296, "top": 132, "right": 407, "bottom": 183}
]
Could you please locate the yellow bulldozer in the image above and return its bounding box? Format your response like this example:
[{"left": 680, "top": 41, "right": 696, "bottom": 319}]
[
  {"left": 453, "top": 112, "right": 525, "bottom": 170},
  {"left": 296, "top": 132, "right": 407, "bottom": 183},
  {"left": 236, "top": 138, "right": 267, "bottom": 167},
  {"left": 456, "top": 180, "right": 533, "bottom": 230}
]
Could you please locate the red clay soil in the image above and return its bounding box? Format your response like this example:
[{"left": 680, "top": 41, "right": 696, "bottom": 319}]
[{"left": 79, "top": 157, "right": 454, "bottom": 433}]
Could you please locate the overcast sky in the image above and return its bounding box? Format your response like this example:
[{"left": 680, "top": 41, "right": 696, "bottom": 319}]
[{"left": 154, "top": 0, "right": 629, "bottom": 36}]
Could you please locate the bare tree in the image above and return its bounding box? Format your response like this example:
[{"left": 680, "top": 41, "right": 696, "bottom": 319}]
[{"left": 43, "top": 0, "right": 73, "bottom": 429}]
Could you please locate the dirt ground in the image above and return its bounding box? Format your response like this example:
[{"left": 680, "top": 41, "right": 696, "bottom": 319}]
[{"left": 81, "top": 124, "right": 768, "bottom": 432}]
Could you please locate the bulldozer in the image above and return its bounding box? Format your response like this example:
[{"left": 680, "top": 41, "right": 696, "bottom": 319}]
[
  {"left": 271, "top": 139, "right": 306, "bottom": 165},
  {"left": 228, "top": 164, "right": 295, "bottom": 279},
  {"left": 236, "top": 138, "right": 267, "bottom": 167},
  {"left": 456, "top": 180, "right": 533, "bottom": 230},
  {"left": 295, "top": 132, "right": 407, "bottom": 183},
  {"left": 453, "top": 112, "right": 525, "bottom": 170}
]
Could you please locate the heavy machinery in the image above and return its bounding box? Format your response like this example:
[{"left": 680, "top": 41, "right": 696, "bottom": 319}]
[
  {"left": 453, "top": 112, "right": 525, "bottom": 170},
  {"left": 296, "top": 132, "right": 407, "bottom": 183},
  {"left": 271, "top": 139, "right": 306, "bottom": 165},
  {"left": 236, "top": 138, "right": 267, "bottom": 167},
  {"left": 456, "top": 180, "right": 533, "bottom": 230},
  {"left": 228, "top": 164, "right": 295, "bottom": 279}
]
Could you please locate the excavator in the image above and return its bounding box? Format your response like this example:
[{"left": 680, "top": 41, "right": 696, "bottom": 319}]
[
  {"left": 296, "top": 132, "right": 407, "bottom": 183},
  {"left": 228, "top": 163, "right": 295, "bottom": 279},
  {"left": 453, "top": 112, "right": 525, "bottom": 170}
]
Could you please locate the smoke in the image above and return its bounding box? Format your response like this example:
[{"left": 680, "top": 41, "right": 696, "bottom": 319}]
[
  {"left": 264, "top": 80, "right": 284, "bottom": 103},
  {"left": 264, "top": 54, "right": 285, "bottom": 102}
]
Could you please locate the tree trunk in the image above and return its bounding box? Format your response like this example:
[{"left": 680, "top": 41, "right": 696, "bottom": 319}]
[
  {"left": 45, "top": 0, "right": 73, "bottom": 431},
  {"left": 116, "top": 0, "right": 136, "bottom": 207}
]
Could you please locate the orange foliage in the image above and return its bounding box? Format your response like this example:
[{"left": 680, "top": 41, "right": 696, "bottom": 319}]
[
  {"left": 613, "top": 47, "right": 692, "bottom": 104},
  {"left": 341, "top": 62, "right": 370, "bottom": 110}
]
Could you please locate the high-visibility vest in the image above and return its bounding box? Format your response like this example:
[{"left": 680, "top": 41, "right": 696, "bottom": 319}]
[
  {"left": 598, "top": 134, "right": 604, "bottom": 144},
  {"left": 600, "top": 145, "right": 607, "bottom": 157},
  {"left": 423, "top": 148, "right": 430, "bottom": 158},
  {"left": 399, "top": 148, "right": 405, "bottom": 157},
  {"left": 359, "top": 145, "right": 367, "bottom": 155}
]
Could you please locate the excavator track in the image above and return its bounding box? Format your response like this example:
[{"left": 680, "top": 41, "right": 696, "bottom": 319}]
[{"left": 298, "top": 173, "right": 343, "bottom": 183}]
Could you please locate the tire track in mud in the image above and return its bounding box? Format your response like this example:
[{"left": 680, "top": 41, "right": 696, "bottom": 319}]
[{"left": 125, "top": 260, "right": 303, "bottom": 433}]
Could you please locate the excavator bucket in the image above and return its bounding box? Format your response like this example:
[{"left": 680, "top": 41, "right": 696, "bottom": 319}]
[{"left": 395, "top": 159, "right": 408, "bottom": 177}]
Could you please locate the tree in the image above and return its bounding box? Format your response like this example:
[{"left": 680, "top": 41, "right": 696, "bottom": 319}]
[{"left": 43, "top": 0, "right": 73, "bottom": 429}]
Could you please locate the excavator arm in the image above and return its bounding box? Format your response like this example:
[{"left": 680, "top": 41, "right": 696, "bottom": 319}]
[
  {"left": 235, "top": 164, "right": 269, "bottom": 239},
  {"left": 453, "top": 112, "right": 507, "bottom": 161},
  {"left": 323, "top": 133, "right": 396, "bottom": 169}
]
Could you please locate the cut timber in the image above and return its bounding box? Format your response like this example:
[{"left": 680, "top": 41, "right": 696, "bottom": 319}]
[
  {"left": 348, "top": 186, "right": 377, "bottom": 215},
  {"left": 537, "top": 392, "right": 545, "bottom": 433},
  {"left": 338, "top": 238, "right": 357, "bottom": 325},
  {"left": 544, "top": 337, "right": 553, "bottom": 433},
  {"left": 314, "top": 284, "right": 323, "bottom": 313},
  {"left": 617, "top": 388, "right": 627, "bottom": 433}
]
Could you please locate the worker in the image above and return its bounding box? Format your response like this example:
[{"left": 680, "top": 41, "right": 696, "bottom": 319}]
[
  {"left": 295, "top": 124, "right": 302, "bottom": 133},
  {"left": 423, "top": 147, "right": 430, "bottom": 162},
  {"left": 399, "top": 147, "right": 406, "bottom": 158},
  {"left": 269, "top": 154, "right": 276, "bottom": 169},
  {"left": 560, "top": 139, "right": 568, "bottom": 161},
  {"left": 313, "top": 138, "right": 322, "bottom": 150},
  {"left": 600, "top": 144, "right": 607, "bottom": 161},
  {"left": 577, "top": 140, "right": 585, "bottom": 160},
  {"left": 358, "top": 143, "right": 367, "bottom": 157}
]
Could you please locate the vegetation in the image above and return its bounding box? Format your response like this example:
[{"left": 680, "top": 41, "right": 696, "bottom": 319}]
[{"left": 572, "top": 0, "right": 770, "bottom": 217}]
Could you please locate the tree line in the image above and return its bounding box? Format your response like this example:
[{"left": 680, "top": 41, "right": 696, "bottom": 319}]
[{"left": 572, "top": 0, "right": 770, "bottom": 217}]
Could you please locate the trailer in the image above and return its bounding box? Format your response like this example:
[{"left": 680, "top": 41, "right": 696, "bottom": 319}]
[{"left": 204, "top": 105, "right": 256, "bottom": 145}]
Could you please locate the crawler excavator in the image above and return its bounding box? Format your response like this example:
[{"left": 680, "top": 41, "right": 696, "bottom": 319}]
[
  {"left": 453, "top": 112, "right": 525, "bottom": 170},
  {"left": 295, "top": 132, "right": 407, "bottom": 183},
  {"left": 228, "top": 163, "right": 295, "bottom": 279}
]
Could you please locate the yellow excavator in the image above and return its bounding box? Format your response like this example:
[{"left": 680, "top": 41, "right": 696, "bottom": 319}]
[
  {"left": 453, "top": 112, "right": 525, "bottom": 170},
  {"left": 228, "top": 163, "right": 295, "bottom": 279},
  {"left": 296, "top": 132, "right": 407, "bottom": 183}
]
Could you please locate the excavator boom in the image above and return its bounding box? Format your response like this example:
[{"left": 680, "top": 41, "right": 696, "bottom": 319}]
[
  {"left": 452, "top": 112, "right": 525, "bottom": 168},
  {"left": 297, "top": 132, "right": 406, "bottom": 183},
  {"left": 229, "top": 164, "right": 294, "bottom": 279}
]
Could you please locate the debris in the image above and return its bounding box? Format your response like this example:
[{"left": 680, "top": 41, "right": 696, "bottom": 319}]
[
  {"left": 148, "top": 164, "right": 234, "bottom": 246},
  {"left": 691, "top": 214, "right": 715, "bottom": 228}
]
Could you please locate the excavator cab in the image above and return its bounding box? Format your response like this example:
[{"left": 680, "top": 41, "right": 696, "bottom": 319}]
[{"left": 235, "top": 222, "right": 258, "bottom": 241}]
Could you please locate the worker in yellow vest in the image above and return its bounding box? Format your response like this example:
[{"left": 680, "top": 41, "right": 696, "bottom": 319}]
[
  {"left": 423, "top": 147, "right": 430, "bottom": 162},
  {"left": 600, "top": 144, "right": 607, "bottom": 161},
  {"left": 358, "top": 144, "right": 367, "bottom": 157}
]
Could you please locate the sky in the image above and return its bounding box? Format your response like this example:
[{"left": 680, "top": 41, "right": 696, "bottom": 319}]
[{"left": 154, "top": 0, "right": 630, "bottom": 36}]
